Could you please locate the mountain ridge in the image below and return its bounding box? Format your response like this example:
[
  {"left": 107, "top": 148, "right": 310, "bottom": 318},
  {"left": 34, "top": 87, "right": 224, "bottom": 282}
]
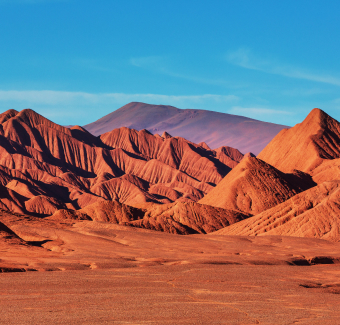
[
  {"left": 0, "top": 107, "right": 252, "bottom": 234},
  {"left": 83, "top": 102, "right": 289, "bottom": 155}
]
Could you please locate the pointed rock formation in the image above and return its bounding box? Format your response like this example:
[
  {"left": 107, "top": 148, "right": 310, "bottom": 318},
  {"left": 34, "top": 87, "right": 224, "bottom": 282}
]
[
  {"left": 0, "top": 109, "right": 18, "bottom": 124},
  {"left": 0, "top": 107, "right": 246, "bottom": 219},
  {"left": 258, "top": 108, "right": 340, "bottom": 173},
  {"left": 242, "top": 152, "right": 256, "bottom": 159},
  {"left": 198, "top": 157, "right": 315, "bottom": 215},
  {"left": 198, "top": 142, "right": 210, "bottom": 150},
  {"left": 161, "top": 131, "right": 172, "bottom": 139}
]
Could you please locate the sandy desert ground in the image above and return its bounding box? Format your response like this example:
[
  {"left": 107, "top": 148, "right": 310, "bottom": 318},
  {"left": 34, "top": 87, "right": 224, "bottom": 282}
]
[{"left": 1, "top": 216, "right": 340, "bottom": 324}]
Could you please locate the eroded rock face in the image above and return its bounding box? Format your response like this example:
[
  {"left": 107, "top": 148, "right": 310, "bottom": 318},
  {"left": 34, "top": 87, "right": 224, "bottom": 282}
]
[
  {"left": 1, "top": 106, "right": 340, "bottom": 240},
  {"left": 201, "top": 108, "right": 340, "bottom": 241},
  {"left": 129, "top": 201, "right": 251, "bottom": 234},
  {"left": 212, "top": 181, "right": 340, "bottom": 241},
  {"left": 0, "top": 108, "right": 244, "bottom": 227},
  {"left": 198, "top": 157, "right": 315, "bottom": 215},
  {"left": 48, "top": 200, "right": 250, "bottom": 235},
  {"left": 258, "top": 108, "right": 340, "bottom": 173}
]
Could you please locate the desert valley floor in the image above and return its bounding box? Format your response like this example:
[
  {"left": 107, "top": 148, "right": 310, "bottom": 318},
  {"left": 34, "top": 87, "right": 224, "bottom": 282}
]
[
  {"left": 1, "top": 217, "right": 340, "bottom": 324},
  {"left": 1, "top": 104, "right": 340, "bottom": 324}
]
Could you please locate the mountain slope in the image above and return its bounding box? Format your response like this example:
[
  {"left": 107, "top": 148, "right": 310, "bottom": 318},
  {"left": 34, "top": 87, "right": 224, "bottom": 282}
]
[
  {"left": 49, "top": 200, "right": 251, "bottom": 235},
  {"left": 83, "top": 102, "right": 289, "bottom": 155},
  {"left": 213, "top": 181, "right": 340, "bottom": 241},
  {"left": 0, "top": 108, "right": 246, "bottom": 235},
  {"left": 198, "top": 157, "right": 315, "bottom": 215},
  {"left": 258, "top": 108, "right": 340, "bottom": 173}
]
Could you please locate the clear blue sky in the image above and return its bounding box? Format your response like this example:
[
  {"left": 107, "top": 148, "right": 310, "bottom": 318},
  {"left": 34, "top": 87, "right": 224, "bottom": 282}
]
[{"left": 0, "top": 0, "right": 340, "bottom": 126}]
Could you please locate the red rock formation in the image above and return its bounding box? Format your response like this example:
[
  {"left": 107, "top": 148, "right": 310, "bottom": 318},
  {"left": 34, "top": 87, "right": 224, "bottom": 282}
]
[
  {"left": 1, "top": 106, "right": 338, "bottom": 240},
  {"left": 0, "top": 108, "right": 243, "bottom": 221},
  {"left": 213, "top": 181, "right": 340, "bottom": 241},
  {"left": 0, "top": 109, "right": 18, "bottom": 124},
  {"left": 258, "top": 108, "right": 340, "bottom": 173},
  {"left": 49, "top": 200, "right": 144, "bottom": 223},
  {"left": 0, "top": 219, "right": 26, "bottom": 245},
  {"left": 130, "top": 201, "right": 251, "bottom": 234},
  {"left": 48, "top": 199, "right": 250, "bottom": 235},
  {"left": 199, "top": 157, "right": 315, "bottom": 215}
]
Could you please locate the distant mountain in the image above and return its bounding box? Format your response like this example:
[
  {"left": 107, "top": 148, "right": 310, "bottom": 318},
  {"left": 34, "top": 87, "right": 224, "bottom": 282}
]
[{"left": 83, "top": 102, "right": 289, "bottom": 155}]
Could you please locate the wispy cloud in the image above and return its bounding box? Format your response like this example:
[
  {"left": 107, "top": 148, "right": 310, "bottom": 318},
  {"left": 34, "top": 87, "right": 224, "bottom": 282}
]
[
  {"left": 130, "top": 56, "right": 165, "bottom": 69},
  {"left": 229, "top": 106, "right": 294, "bottom": 119},
  {"left": 227, "top": 48, "right": 340, "bottom": 86},
  {"left": 0, "top": 90, "right": 238, "bottom": 105},
  {"left": 0, "top": 90, "right": 239, "bottom": 124},
  {"left": 130, "top": 56, "right": 230, "bottom": 87}
]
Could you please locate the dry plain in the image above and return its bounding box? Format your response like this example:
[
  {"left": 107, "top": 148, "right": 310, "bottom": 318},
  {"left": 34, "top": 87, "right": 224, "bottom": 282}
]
[{"left": 1, "top": 217, "right": 340, "bottom": 324}]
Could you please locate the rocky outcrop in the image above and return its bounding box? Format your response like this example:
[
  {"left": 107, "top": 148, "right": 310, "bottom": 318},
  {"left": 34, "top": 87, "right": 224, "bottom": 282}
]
[
  {"left": 0, "top": 108, "right": 243, "bottom": 219},
  {"left": 258, "top": 108, "right": 340, "bottom": 173},
  {"left": 213, "top": 181, "right": 340, "bottom": 242},
  {"left": 199, "top": 157, "right": 315, "bottom": 215}
]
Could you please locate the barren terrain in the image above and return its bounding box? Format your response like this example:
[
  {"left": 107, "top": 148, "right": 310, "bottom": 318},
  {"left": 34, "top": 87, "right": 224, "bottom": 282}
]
[
  {"left": 1, "top": 215, "right": 340, "bottom": 324},
  {"left": 1, "top": 106, "right": 340, "bottom": 324}
]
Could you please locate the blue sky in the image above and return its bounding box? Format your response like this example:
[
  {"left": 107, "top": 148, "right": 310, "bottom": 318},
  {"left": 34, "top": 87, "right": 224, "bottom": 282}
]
[{"left": 0, "top": 0, "right": 340, "bottom": 126}]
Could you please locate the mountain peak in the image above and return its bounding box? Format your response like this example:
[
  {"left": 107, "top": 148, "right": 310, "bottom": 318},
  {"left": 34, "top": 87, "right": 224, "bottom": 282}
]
[
  {"left": 161, "top": 131, "right": 172, "bottom": 139},
  {"left": 16, "top": 108, "right": 53, "bottom": 127},
  {"left": 0, "top": 109, "right": 19, "bottom": 124},
  {"left": 83, "top": 102, "right": 288, "bottom": 155},
  {"left": 258, "top": 108, "right": 340, "bottom": 173},
  {"left": 303, "top": 108, "right": 331, "bottom": 127}
]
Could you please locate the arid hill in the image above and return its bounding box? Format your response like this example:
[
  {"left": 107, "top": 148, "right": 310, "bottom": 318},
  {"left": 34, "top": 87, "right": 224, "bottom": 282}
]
[
  {"left": 0, "top": 108, "right": 250, "bottom": 234},
  {"left": 213, "top": 180, "right": 340, "bottom": 241},
  {"left": 83, "top": 102, "right": 288, "bottom": 155},
  {"left": 258, "top": 108, "right": 340, "bottom": 174},
  {"left": 199, "top": 157, "right": 315, "bottom": 215},
  {"left": 1, "top": 106, "right": 340, "bottom": 239},
  {"left": 48, "top": 200, "right": 250, "bottom": 235},
  {"left": 203, "top": 108, "right": 340, "bottom": 242},
  {"left": 1, "top": 105, "right": 340, "bottom": 324}
]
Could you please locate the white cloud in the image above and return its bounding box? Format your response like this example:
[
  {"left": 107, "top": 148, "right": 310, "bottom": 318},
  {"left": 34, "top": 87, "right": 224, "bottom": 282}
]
[
  {"left": 229, "top": 106, "right": 294, "bottom": 117},
  {"left": 227, "top": 48, "right": 340, "bottom": 86},
  {"left": 0, "top": 90, "right": 94, "bottom": 104},
  {"left": 0, "top": 90, "right": 238, "bottom": 105},
  {"left": 130, "top": 56, "right": 230, "bottom": 87},
  {"left": 0, "top": 90, "right": 240, "bottom": 124}
]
